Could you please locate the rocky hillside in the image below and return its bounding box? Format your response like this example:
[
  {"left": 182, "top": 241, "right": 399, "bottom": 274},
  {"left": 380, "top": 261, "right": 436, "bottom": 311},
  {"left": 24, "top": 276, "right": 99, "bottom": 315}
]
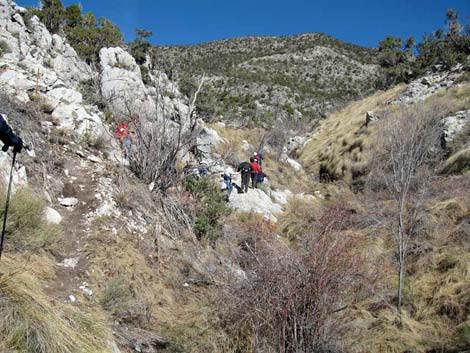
[{"left": 153, "top": 33, "right": 381, "bottom": 126}]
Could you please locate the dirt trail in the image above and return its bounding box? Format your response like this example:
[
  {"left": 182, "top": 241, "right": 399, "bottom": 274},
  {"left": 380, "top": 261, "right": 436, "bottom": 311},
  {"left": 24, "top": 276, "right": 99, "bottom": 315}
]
[{"left": 45, "top": 147, "right": 103, "bottom": 301}]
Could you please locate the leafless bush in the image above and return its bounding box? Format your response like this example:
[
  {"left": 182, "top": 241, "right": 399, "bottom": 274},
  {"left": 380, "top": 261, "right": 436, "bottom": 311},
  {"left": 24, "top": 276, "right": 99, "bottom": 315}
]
[
  {"left": 218, "top": 204, "right": 372, "bottom": 353},
  {"left": 368, "top": 102, "right": 443, "bottom": 315},
  {"left": 127, "top": 77, "right": 205, "bottom": 192}
]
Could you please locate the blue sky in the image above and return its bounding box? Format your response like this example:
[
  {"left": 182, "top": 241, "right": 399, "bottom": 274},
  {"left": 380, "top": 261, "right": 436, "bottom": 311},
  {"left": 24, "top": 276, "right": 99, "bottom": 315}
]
[{"left": 17, "top": 0, "right": 470, "bottom": 47}]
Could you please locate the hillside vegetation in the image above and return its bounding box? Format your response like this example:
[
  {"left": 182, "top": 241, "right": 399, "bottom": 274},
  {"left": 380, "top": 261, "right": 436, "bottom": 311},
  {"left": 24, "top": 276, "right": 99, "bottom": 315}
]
[{"left": 153, "top": 33, "right": 381, "bottom": 125}]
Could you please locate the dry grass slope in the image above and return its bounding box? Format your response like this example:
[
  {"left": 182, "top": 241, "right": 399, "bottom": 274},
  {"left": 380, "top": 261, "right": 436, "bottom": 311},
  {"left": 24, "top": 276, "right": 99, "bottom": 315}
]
[
  {"left": 0, "top": 255, "right": 111, "bottom": 353},
  {"left": 299, "top": 85, "right": 405, "bottom": 183}
]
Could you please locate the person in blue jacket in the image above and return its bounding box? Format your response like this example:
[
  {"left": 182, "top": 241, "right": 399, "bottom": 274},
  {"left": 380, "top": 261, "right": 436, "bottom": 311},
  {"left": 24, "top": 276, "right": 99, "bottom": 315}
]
[{"left": 0, "top": 114, "right": 23, "bottom": 153}]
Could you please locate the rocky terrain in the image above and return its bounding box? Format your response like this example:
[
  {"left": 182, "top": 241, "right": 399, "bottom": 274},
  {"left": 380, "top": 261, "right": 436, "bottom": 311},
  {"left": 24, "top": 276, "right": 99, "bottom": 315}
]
[
  {"left": 153, "top": 33, "right": 381, "bottom": 126},
  {"left": 0, "top": 1, "right": 469, "bottom": 352}
]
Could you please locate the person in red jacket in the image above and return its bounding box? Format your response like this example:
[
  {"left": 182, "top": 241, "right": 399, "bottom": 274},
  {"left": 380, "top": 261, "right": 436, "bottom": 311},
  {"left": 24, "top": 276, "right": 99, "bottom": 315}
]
[
  {"left": 115, "top": 121, "right": 129, "bottom": 139},
  {"left": 250, "top": 156, "right": 262, "bottom": 189}
]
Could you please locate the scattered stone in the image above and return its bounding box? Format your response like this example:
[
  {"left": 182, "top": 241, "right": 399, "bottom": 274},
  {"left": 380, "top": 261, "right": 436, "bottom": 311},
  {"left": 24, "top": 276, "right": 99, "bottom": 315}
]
[
  {"left": 25, "top": 149, "right": 36, "bottom": 158},
  {"left": 393, "top": 66, "right": 464, "bottom": 104},
  {"left": 44, "top": 206, "right": 62, "bottom": 224},
  {"left": 87, "top": 154, "right": 102, "bottom": 163},
  {"left": 68, "top": 295, "right": 76, "bottom": 303},
  {"left": 76, "top": 150, "right": 85, "bottom": 158},
  {"left": 366, "top": 111, "right": 380, "bottom": 126},
  {"left": 286, "top": 157, "right": 303, "bottom": 171},
  {"left": 58, "top": 197, "right": 79, "bottom": 207},
  {"left": 79, "top": 283, "right": 93, "bottom": 297},
  {"left": 40, "top": 121, "right": 53, "bottom": 133},
  {"left": 57, "top": 257, "right": 79, "bottom": 268}
]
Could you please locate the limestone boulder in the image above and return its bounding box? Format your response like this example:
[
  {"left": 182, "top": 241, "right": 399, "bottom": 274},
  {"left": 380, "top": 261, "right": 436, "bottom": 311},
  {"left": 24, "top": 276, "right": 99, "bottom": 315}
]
[
  {"left": 28, "top": 15, "right": 52, "bottom": 51},
  {"left": 44, "top": 206, "right": 62, "bottom": 225},
  {"left": 51, "top": 44, "right": 91, "bottom": 83},
  {"left": 197, "top": 124, "right": 224, "bottom": 157},
  {"left": 100, "top": 47, "right": 156, "bottom": 117},
  {"left": 0, "top": 0, "right": 11, "bottom": 26},
  {"left": 270, "top": 189, "right": 293, "bottom": 205}
]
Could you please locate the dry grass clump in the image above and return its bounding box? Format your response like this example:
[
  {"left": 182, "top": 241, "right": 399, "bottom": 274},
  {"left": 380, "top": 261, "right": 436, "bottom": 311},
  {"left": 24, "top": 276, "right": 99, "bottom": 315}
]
[
  {"left": 439, "top": 148, "right": 470, "bottom": 174},
  {"left": 0, "top": 255, "right": 110, "bottom": 353},
  {"left": 299, "top": 85, "right": 405, "bottom": 183},
  {"left": 278, "top": 196, "right": 320, "bottom": 240},
  {"left": 0, "top": 187, "right": 59, "bottom": 252},
  {"left": 432, "top": 81, "right": 470, "bottom": 114},
  {"left": 88, "top": 233, "right": 227, "bottom": 353}
]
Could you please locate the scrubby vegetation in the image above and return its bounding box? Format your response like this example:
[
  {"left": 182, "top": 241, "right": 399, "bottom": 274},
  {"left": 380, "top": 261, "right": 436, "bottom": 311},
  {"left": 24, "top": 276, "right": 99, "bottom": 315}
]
[
  {"left": 185, "top": 175, "right": 230, "bottom": 242},
  {"left": 154, "top": 33, "right": 381, "bottom": 125},
  {"left": 377, "top": 9, "right": 470, "bottom": 86},
  {"left": 28, "top": 0, "right": 123, "bottom": 62}
]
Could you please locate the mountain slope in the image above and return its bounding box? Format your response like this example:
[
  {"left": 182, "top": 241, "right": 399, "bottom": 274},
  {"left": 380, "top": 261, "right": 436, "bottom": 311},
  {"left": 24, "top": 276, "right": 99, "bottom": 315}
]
[{"left": 153, "top": 33, "right": 381, "bottom": 126}]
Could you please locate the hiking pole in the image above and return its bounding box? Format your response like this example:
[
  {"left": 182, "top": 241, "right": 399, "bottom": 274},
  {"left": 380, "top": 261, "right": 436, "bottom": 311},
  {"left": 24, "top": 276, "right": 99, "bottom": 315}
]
[{"left": 0, "top": 152, "right": 17, "bottom": 260}]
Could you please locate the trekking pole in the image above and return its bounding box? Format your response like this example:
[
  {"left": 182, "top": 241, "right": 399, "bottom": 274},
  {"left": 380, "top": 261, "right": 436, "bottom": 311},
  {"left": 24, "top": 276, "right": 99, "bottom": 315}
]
[{"left": 0, "top": 152, "right": 17, "bottom": 260}]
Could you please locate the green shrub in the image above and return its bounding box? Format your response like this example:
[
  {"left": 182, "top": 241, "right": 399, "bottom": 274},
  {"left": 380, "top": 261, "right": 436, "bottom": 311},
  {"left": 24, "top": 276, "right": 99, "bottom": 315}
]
[{"left": 185, "top": 176, "right": 230, "bottom": 242}]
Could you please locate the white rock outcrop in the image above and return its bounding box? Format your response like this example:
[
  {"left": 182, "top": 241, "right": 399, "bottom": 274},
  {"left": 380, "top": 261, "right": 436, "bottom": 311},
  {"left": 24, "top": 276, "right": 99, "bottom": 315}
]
[
  {"left": 229, "top": 188, "right": 283, "bottom": 222},
  {"left": 100, "top": 47, "right": 156, "bottom": 118},
  {"left": 442, "top": 110, "right": 470, "bottom": 147},
  {"left": 393, "top": 66, "right": 464, "bottom": 105}
]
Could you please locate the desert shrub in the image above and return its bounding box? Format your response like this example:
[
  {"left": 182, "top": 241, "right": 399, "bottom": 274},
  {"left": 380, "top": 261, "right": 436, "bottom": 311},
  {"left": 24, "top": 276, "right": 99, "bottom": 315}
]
[
  {"left": 0, "top": 40, "right": 10, "bottom": 57},
  {"left": 0, "top": 187, "right": 59, "bottom": 252},
  {"left": 218, "top": 204, "right": 371, "bottom": 353},
  {"left": 99, "top": 277, "right": 138, "bottom": 321},
  {"left": 185, "top": 176, "right": 230, "bottom": 242}
]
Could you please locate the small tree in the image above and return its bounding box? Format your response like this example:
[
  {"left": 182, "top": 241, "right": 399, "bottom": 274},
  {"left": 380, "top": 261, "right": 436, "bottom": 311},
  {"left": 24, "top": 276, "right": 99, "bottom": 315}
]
[
  {"left": 131, "top": 28, "right": 153, "bottom": 65},
  {"left": 371, "top": 103, "right": 442, "bottom": 316},
  {"left": 34, "top": 0, "right": 65, "bottom": 34}
]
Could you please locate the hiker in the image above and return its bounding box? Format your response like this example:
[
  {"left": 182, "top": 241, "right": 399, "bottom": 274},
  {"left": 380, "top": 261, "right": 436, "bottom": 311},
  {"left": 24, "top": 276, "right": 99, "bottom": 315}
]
[
  {"left": 122, "top": 130, "right": 134, "bottom": 159},
  {"left": 115, "top": 121, "right": 128, "bottom": 139},
  {"left": 257, "top": 171, "right": 267, "bottom": 186},
  {"left": 237, "top": 160, "right": 252, "bottom": 193},
  {"left": 220, "top": 169, "right": 234, "bottom": 201},
  {"left": 254, "top": 151, "right": 263, "bottom": 167},
  {"left": 0, "top": 114, "right": 23, "bottom": 153},
  {"left": 250, "top": 156, "right": 262, "bottom": 189},
  {"left": 115, "top": 121, "right": 131, "bottom": 157}
]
